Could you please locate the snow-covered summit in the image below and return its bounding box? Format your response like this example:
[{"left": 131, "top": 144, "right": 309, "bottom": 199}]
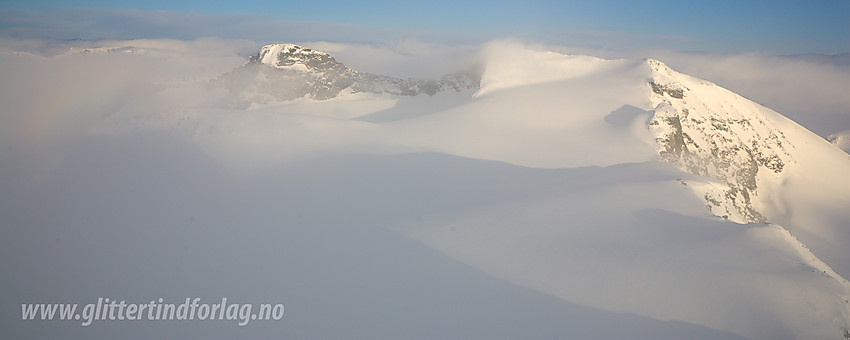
[
  {"left": 223, "top": 43, "right": 478, "bottom": 107},
  {"left": 646, "top": 58, "right": 795, "bottom": 223},
  {"left": 645, "top": 57, "right": 850, "bottom": 283},
  {"left": 250, "top": 43, "right": 342, "bottom": 72}
]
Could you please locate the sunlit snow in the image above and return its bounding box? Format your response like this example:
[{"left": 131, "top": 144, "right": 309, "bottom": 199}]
[{"left": 2, "top": 39, "right": 849, "bottom": 340}]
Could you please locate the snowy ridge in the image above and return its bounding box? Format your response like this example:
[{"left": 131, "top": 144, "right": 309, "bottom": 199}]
[
  {"left": 252, "top": 43, "right": 329, "bottom": 71},
  {"left": 475, "top": 47, "right": 617, "bottom": 96},
  {"left": 223, "top": 43, "right": 479, "bottom": 108},
  {"left": 647, "top": 59, "right": 794, "bottom": 223},
  {"left": 645, "top": 59, "right": 850, "bottom": 322},
  {"left": 63, "top": 46, "right": 145, "bottom": 55}
]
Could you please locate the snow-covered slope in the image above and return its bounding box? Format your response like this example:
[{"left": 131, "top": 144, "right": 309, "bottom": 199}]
[
  {"left": 646, "top": 58, "right": 850, "bottom": 278},
  {"left": 648, "top": 59, "right": 790, "bottom": 223},
  {"left": 3, "top": 41, "right": 850, "bottom": 340}
]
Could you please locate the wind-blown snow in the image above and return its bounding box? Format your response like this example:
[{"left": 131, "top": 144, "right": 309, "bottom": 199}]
[{"left": 476, "top": 41, "right": 626, "bottom": 97}]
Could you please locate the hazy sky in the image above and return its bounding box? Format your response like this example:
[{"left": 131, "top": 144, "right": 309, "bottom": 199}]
[{"left": 1, "top": 0, "right": 848, "bottom": 53}]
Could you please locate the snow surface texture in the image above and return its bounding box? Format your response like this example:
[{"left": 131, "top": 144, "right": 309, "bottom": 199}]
[{"left": 2, "top": 40, "right": 850, "bottom": 340}]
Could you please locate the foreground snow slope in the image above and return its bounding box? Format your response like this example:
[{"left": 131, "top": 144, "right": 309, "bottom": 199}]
[
  {"left": 2, "top": 41, "right": 849, "bottom": 339},
  {"left": 1, "top": 136, "right": 752, "bottom": 340}
]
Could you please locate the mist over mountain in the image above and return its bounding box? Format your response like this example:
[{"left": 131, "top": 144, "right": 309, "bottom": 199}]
[
  {"left": 220, "top": 43, "right": 478, "bottom": 109},
  {"left": 2, "top": 39, "right": 850, "bottom": 340}
]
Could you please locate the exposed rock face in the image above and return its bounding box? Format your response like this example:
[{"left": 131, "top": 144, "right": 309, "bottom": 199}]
[
  {"left": 222, "top": 44, "right": 479, "bottom": 108},
  {"left": 646, "top": 59, "right": 793, "bottom": 223},
  {"left": 828, "top": 129, "right": 850, "bottom": 154}
]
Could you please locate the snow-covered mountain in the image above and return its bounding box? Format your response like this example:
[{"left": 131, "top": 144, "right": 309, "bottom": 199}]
[
  {"left": 221, "top": 43, "right": 478, "bottom": 108},
  {"left": 646, "top": 58, "right": 850, "bottom": 279},
  {"left": 3, "top": 41, "right": 850, "bottom": 340},
  {"left": 649, "top": 59, "right": 791, "bottom": 223}
]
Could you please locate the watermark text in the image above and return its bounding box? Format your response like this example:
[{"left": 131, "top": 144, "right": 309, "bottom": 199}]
[{"left": 22, "top": 298, "right": 284, "bottom": 326}]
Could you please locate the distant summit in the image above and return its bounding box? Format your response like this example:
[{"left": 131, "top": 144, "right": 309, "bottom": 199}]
[
  {"left": 250, "top": 44, "right": 344, "bottom": 72},
  {"left": 222, "top": 43, "right": 479, "bottom": 108}
]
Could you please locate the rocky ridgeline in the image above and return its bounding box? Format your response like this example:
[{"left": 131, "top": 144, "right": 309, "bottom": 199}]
[
  {"left": 646, "top": 59, "right": 793, "bottom": 223},
  {"left": 222, "top": 44, "right": 478, "bottom": 108}
]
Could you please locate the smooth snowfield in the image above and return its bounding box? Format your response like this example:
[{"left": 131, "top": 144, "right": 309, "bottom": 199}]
[{"left": 2, "top": 39, "right": 849, "bottom": 340}]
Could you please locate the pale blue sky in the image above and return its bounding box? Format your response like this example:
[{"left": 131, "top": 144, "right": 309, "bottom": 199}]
[{"left": 1, "top": 0, "right": 848, "bottom": 53}]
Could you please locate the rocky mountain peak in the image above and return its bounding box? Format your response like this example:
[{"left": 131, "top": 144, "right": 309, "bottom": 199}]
[
  {"left": 250, "top": 43, "right": 342, "bottom": 72},
  {"left": 646, "top": 59, "right": 794, "bottom": 223},
  {"left": 223, "top": 43, "right": 479, "bottom": 107}
]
